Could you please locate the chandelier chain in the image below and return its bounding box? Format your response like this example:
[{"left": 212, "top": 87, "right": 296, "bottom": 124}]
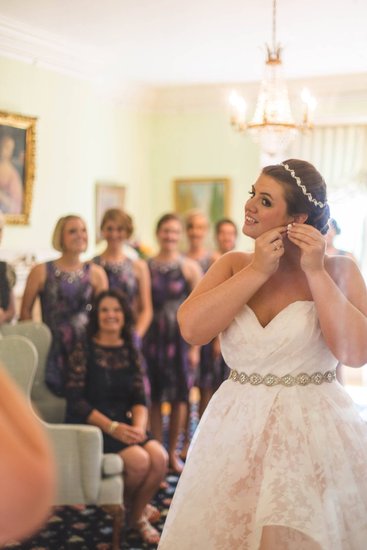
[{"left": 272, "top": 0, "right": 277, "bottom": 53}]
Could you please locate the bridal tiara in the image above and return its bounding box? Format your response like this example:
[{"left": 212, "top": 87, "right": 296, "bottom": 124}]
[{"left": 279, "top": 163, "right": 326, "bottom": 209}]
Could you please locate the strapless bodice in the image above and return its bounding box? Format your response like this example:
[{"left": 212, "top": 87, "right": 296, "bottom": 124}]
[{"left": 220, "top": 301, "right": 338, "bottom": 376}]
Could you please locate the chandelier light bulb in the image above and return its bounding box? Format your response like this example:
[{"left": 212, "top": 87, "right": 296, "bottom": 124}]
[
  {"left": 228, "top": 0, "right": 316, "bottom": 159},
  {"left": 301, "top": 87, "right": 317, "bottom": 127},
  {"left": 308, "top": 96, "right": 317, "bottom": 112},
  {"left": 229, "top": 91, "right": 247, "bottom": 130},
  {"left": 301, "top": 87, "right": 311, "bottom": 103}
]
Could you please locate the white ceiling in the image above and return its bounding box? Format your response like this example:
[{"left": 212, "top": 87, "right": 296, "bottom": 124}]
[{"left": 0, "top": 0, "right": 366, "bottom": 88}]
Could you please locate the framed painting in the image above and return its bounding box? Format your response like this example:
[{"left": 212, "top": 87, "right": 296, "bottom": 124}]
[
  {"left": 95, "top": 182, "right": 126, "bottom": 242},
  {"left": 0, "top": 111, "right": 37, "bottom": 224},
  {"left": 174, "top": 177, "right": 231, "bottom": 226}
]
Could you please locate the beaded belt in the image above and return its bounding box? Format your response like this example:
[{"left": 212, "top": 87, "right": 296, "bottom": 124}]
[{"left": 228, "top": 368, "right": 336, "bottom": 387}]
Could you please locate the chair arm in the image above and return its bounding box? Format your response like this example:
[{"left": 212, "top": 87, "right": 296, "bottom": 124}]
[
  {"left": 44, "top": 423, "right": 104, "bottom": 505},
  {"left": 102, "top": 453, "right": 124, "bottom": 476}
]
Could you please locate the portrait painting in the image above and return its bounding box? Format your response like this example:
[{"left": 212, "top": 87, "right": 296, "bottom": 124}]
[{"left": 0, "top": 111, "right": 37, "bottom": 224}]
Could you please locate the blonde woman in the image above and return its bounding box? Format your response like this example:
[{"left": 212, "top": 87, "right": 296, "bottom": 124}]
[{"left": 20, "top": 215, "right": 107, "bottom": 397}]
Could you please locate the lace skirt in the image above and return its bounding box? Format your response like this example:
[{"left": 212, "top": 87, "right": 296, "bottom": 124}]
[{"left": 158, "top": 380, "right": 367, "bottom": 550}]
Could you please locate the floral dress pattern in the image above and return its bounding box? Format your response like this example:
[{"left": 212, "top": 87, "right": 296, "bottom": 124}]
[
  {"left": 92, "top": 254, "right": 151, "bottom": 399},
  {"left": 40, "top": 261, "right": 93, "bottom": 397},
  {"left": 92, "top": 255, "right": 139, "bottom": 315},
  {"left": 0, "top": 260, "right": 15, "bottom": 310},
  {"left": 143, "top": 258, "right": 191, "bottom": 403}
]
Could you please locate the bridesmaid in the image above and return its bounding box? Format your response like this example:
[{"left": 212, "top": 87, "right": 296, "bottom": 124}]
[
  {"left": 184, "top": 210, "right": 220, "bottom": 417},
  {"left": 143, "top": 213, "right": 201, "bottom": 473},
  {"left": 92, "top": 208, "right": 153, "bottom": 397},
  {"left": 212, "top": 218, "right": 239, "bottom": 385},
  {"left": 184, "top": 210, "right": 217, "bottom": 274},
  {"left": 92, "top": 208, "right": 152, "bottom": 342},
  {"left": 213, "top": 217, "right": 238, "bottom": 258},
  {"left": 20, "top": 214, "right": 108, "bottom": 397}
]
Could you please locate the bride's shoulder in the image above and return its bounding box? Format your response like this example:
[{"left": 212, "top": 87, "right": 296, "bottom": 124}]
[
  {"left": 325, "top": 254, "right": 358, "bottom": 276},
  {"left": 325, "top": 254, "right": 364, "bottom": 291},
  {"left": 216, "top": 250, "right": 253, "bottom": 274}
]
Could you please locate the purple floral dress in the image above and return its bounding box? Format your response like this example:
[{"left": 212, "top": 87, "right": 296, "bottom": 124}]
[
  {"left": 40, "top": 261, "right": 93, "bottom": 397},
  {"left": 92, "top": 255, "right": 151, "bottom": 399},
  {"left": 0, "top": 260, "right": 14, "bottom": 310},
  {"left": 143, "top": 257, "right": 191, "bottom": 403},
  {"left": 92, "top": 256, "right": 139, "bottom": 315}
]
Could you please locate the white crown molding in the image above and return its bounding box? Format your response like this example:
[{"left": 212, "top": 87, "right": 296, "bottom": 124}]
[
  {"left": 0, "top": 14, "right": 102, "bottom": 79},
  {"left": 0, "top": 14, "right": 161, "bottom": 110},
  {"left": 1, "top": 13, "right": 366, "bottom": 118},
  {"left": 150, "top": 74, "right": 367, "bottom": 117}
]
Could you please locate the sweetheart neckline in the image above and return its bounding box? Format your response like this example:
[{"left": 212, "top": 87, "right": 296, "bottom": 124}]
[{"left": 245, "top": 300, "right": 314, "bottom": 329}]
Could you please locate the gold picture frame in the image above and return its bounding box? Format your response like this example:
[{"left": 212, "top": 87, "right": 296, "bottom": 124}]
[
  {"left": 0, "top": 111, "right": 37, "bottom": 224},
  {"left": 95, "top": 182, "right": 126, "bottom": 242},
  {"left": 174, "top": 177, "right": 231, "bottom": 226}
]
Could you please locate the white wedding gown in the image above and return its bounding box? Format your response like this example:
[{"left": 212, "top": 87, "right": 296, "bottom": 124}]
[{"left": 158, "top": 301, "right": 367, "bottom": 550}]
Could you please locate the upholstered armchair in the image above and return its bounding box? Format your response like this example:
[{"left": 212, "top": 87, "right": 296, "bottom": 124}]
[
  {"left": 0, "top": 326, "right": 124, "bottom": 550},
  {"left": 0, "top": 321, "right": 66, "bottom": 422},
  {"left": 0, "top": 333, "right": 38, "bottom": 395}
]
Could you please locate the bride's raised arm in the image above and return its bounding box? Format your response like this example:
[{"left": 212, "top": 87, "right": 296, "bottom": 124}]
[{"left": 177, "top": 252, "right": 261, "bottom": 345}]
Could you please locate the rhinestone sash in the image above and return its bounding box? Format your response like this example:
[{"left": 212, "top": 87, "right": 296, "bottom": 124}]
[{"left": 228, "top": 368, "right": 336, "bottom": 387}]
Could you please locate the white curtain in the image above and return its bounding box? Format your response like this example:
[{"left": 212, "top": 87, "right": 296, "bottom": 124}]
[
  {"left": 285, "top": 125, "right": 367, "bottom": 277},
  {"left": 287, "top": 124, "right": 367, "bottom": 190}
]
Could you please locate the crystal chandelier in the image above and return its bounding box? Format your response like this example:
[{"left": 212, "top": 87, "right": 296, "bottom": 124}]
[{"left": 229, "top": 0, "right": 316, "bottom": 161}]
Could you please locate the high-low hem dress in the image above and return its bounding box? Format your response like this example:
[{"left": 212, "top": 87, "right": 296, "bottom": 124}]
[{"left": 158, "top": 301, "right": 367, "bottom": 550}]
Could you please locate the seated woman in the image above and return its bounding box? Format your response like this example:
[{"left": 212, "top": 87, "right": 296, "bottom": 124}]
[{"left": 65, "top": 289, "right": 167, "bottom": 545}]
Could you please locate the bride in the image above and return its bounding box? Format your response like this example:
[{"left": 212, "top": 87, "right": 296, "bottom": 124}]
[{"left": 158, "top": 159, "right": 367, "bottom": 549}]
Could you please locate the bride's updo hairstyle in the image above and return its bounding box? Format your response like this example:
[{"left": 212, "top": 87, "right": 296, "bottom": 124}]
[{"left": 262, "top": 159, "right": 330, "bottom": 234}]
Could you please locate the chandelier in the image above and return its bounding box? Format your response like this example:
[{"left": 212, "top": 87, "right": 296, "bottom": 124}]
[{"left": 229, "top": 0, "right": 316, "bottom": 160}]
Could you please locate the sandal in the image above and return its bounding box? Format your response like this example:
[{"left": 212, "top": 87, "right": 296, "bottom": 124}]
[
  {"left": 144, "top": 503, "right": 161, "bottom": 524},
  {"left": 135, "top": 516, "right": 160, "bottom": 545}
]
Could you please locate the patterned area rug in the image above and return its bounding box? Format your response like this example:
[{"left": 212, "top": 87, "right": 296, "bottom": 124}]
[
  {"left": 4, "top": 400, "right": 198, "bottom": 550},
  {"left": 3, "top": 472, "right": 180, "bottom": 550}
]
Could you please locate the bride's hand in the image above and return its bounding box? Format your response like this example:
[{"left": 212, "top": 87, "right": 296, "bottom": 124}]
[
  {"left": 287, "top": 223, "right": 325, "bottom": 273},
  {"left": 251, "top": 226, "right": 287, "bottom": 276}
]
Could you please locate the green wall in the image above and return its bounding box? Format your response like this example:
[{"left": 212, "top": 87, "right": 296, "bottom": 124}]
[
  {"left": 0, "top": 55, "right": 153, "bottom": 256},
  {"left": 150, "top": 109, "right": 260, "bottom": 250},
  {"left": 1, "top": 54, "right": 366, "bottom": 257}
]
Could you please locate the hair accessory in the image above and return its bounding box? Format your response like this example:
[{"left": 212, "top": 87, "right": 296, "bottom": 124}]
[{"left": 279, "top": 163, "right": 326, "bottom": 208}]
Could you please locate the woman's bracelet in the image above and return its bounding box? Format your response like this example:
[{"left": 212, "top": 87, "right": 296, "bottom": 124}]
[{"left": 108, "top": 421, "right": 119, "bottom": 434}]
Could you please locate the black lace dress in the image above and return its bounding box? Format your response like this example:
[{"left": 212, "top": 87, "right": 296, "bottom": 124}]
[{"left": 66, "top": 339, "right": 148, "bottom": 453}]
